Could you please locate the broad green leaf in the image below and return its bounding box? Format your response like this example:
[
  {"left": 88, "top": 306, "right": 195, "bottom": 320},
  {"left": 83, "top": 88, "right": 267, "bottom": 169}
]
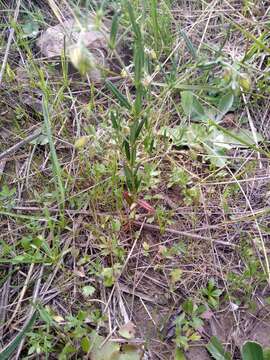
[
  {"left": 175, "top": 348, "right": 186, "bottom": 360},
  {"left": 59, "top": 342, "right": 76, "bottom": 360},
  {"left": 106, "top": 80, "right": 132, "bottom": 110},
  {"left": 181, "top": 91, "right": 194, "bottom": 117},
  {"left": 181, "top": 91, "right": 206, "bottom": 121},
  {"left": 22, "top": 21, "right": 39, "bottom": 38},
  {"left": 191, "top": 96, "right": 206, "bottom": 120},
  {"left": 38, "top": 306, "right": 53, "bottom": 326},
  {"left": 206, "top": 336, "right": 232, "bottom": 360},
  {"left": 90, "top": 331, "right": 120, "bottom": 360},
  {"left": 241, "top": 341, "right": 264, "bottom": 360},
  {"left": 204, "top": 143, "right": 227, "bottom": 168},
  {"left": 81, "top": 336, "right": 91, "bottom": 353},
  {"left": 118, "top": 321, "right": 136, "bottom": 339},
  {"left": 182, "top": 299, "right": 194, "bottom": 315},
  {"left": 117, "top": 345, "right": 141, "bottom": 360},
  {"left": 217, "top": 93, "right": 234, "bottom": 121},
  {"left": 0, "top": 312, "right": 37, "bottom": 360}
]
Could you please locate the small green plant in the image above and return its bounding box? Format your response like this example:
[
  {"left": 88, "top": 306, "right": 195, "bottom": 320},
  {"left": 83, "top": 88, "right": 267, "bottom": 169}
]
[
  {"left": 202, "top": 278, "right": 223, "bottom": 309},
  {"left": 0, "top": 185, "right": 16, "bottom": 210},
  {"left": 107, "top": 3, "right": 150, "bottom": 196},
  {"left": 101, "top": 263, "right": 121, "bottom": 287},
  {"left": 27, "top": 329, "right": 54, "bottom": 356},
  {"left": 174, "top": 299, "right": 205, "bottom": 351}
]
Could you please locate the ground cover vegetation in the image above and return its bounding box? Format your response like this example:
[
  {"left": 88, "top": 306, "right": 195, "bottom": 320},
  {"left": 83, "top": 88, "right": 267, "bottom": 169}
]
[{"left": 0, "top": 0, "right": 270, "bottom": 359}]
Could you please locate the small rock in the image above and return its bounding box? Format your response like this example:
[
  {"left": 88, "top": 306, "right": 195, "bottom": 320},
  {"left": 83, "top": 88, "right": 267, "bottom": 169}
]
[{"left": 37, "top": 17, "right": 109, "bottom": 83}]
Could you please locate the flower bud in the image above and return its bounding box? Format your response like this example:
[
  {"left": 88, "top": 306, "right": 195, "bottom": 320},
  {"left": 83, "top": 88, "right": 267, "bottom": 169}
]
[
  {"left": 239, "top": 73, "right": 251, "bottom": 91},
  {"left": 74, "top": 136, "right": 90, "bottom": 149},
  {"left": 68, "top": 42, "right": 94, "bottom": 76}
]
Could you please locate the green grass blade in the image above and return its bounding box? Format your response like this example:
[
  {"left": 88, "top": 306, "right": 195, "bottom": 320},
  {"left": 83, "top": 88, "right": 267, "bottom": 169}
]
[
  {"left": 180, "top": 30, "right": 197, "bottom": 59},
  {"left": 150, "top": 0, "right": 160, "bottom": 45},
  {"left": 42, "top": 97, "right": 65, "bottom": 208},
  {"left": 105, "top": 80, "right": 132, "bottom": 110},
  {"left": 125, "top": 1, "right": 141, "bottom": 41},
  {"left": 109, "top": 10, "right": 120, "bottom": 50}
]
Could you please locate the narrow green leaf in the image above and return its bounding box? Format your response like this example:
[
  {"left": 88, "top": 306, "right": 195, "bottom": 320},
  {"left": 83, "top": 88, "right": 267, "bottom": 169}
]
[
  {"left": 106, "top": 80, "right": 132, "bottom": 110},
  {"left": 111, "top": 110, "right": 120, "bottom": 130},
  {"left": 123, "top": 139, "right": 131, "bottom": 161},
  {"left": 109, "top": 11, "right": 120, "bottom": 50},
  {"left": 175, "top": 348, "right": 186, "bottom": 360},
  {"left": 206, "top": 336, "right": 232, "bottom": 360},
  {"left": 134, "top": 175, "right": 141, "bottom": 192},
  {"left": 134, "top": 116, "right": 147, "bottom": 141},
  {"left": 241, "top": 341, "right": 264, "bottom": 360},
  {"left": 126, "top": 2, "right": 141, "bottom": 40},
  {"left": 124, "top": 165, "right": 134, "bottom": 192},
  {"left": 130, "top": 120, "right": 139, "bottom": 145},
  {"left": 42, "top": 97, "right": 65, "bottom": 207},
  {"left": 150, "top": 0, "right": 160, "bottom": 44},
  {"left": 0, "top": 312, "right": 37, "bottom": 360},
  {"left": 134, "top": 87, "right": 143, "bottom": 116},
  {"left": 130, "top": 146, "right": 137, "bottom": 167},
  {"left": 134, "top": 44, "right": 144, "bottom": 86},
  {"left": 180, "top": 30, "right": 197, "bottom": 59}
]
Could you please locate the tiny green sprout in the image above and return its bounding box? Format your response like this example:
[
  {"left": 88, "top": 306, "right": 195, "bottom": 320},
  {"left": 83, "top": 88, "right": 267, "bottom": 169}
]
[{"left": 101, "top": 263, "right": 121, "bottom": 287}]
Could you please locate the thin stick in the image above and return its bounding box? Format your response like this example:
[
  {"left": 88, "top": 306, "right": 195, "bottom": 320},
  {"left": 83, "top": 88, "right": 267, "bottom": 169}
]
[
  {"left": 0, "top": 130, "right": 42, "bottom": 161},
  {"left": 0, "top": 0, "right": 21, "bottom": 85},
  {"left": 5, "top": 263, "right": 35, "bottom": 328}
]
